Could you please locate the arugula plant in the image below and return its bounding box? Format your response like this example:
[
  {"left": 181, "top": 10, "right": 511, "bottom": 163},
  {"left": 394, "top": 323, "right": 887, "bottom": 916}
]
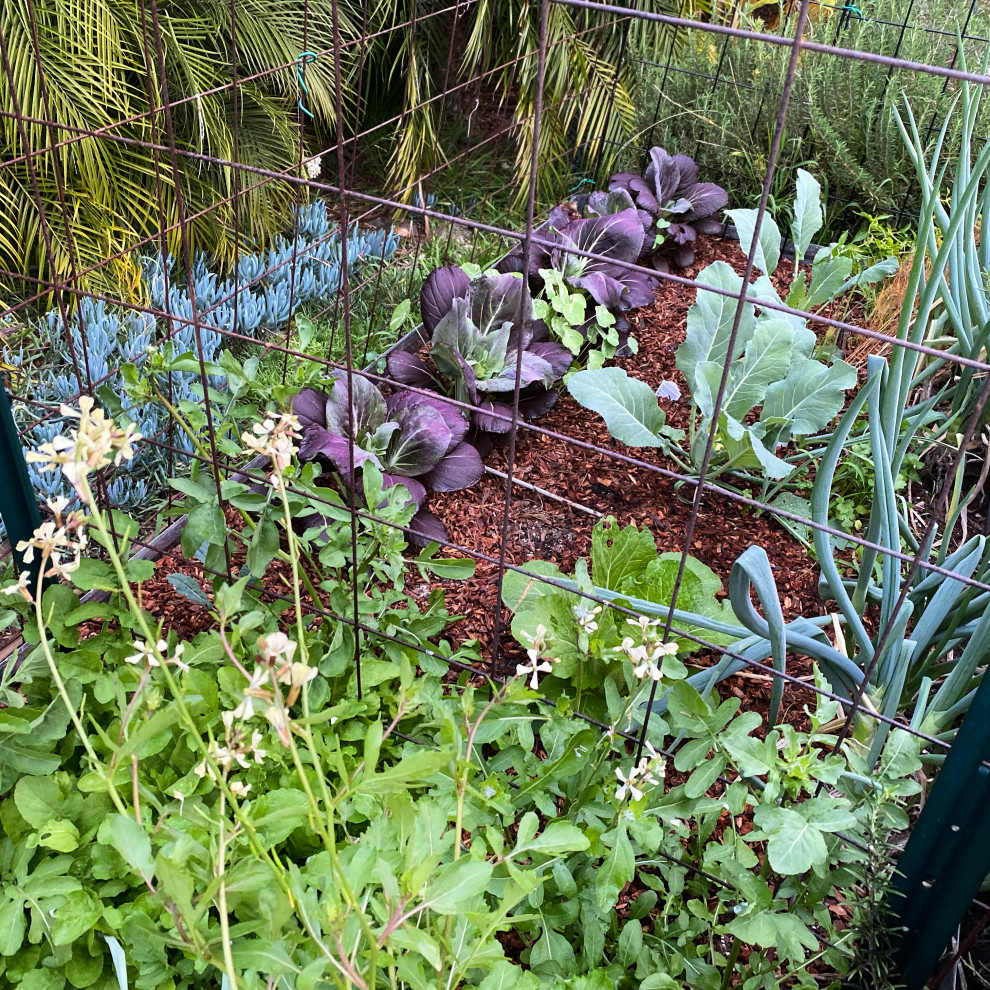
[{"left": 386, "top": 266, "right": 572, "bottom": 436}]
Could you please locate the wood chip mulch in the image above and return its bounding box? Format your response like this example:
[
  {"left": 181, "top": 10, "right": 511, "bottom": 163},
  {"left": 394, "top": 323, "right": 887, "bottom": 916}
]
[{"left": 417, "top": 234, "right": 874, "bottom": 728}]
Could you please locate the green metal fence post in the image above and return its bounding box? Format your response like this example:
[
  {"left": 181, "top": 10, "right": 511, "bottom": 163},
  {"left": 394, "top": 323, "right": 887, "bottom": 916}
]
[
  {"left": 888, "top": 673, "right": 990, "bottom": 988},
  {"left": 0, "top": 381, "right": 44, "bottom": 594}
]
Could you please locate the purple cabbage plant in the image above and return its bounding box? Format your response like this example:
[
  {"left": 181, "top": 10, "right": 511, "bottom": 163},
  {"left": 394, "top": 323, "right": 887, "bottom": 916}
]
[
  {"left": 593, "top": 146, "right": 728, "bottom": 272},
  {"left": 292, "top": 372, "right": 483, "bottom": 542},
  {"left": 387, "top": 266, "right": 572, "bottom": 436},
  {"left": 494, "top": 207, "right": 658, "bottom": 359}
]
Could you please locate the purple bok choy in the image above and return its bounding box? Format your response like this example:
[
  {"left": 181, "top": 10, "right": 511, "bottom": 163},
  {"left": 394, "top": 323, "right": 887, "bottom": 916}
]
[
  {"left": 292, "top": 372, "right": 483, "bottom": 543},
  {"left": 386, "top": 266, "right": 572, "bottom": 437},
  {"left": 600, "top": 146, "right": 728, "bottom": 271}
]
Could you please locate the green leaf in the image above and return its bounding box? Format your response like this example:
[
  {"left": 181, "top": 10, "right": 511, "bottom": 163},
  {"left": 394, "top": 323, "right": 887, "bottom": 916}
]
[
  {"left": 389, "top": 299, "right": 412, "bottom": 331},
  {"left": 0, "top": 894, "right": 26, "bottom": 956},
  {"left": 386, "top": 926, "right": 442, "bottom": 971},
  {"left": 617, "top": 918, "right": 644, "bottom": 968},
  {"left": 596, "top": 825, "right": 634, "bottom": 913},
  {"left": 479, "top": 962, "right": 541, "bottom": 990},
  {"left": 36, "top": 819, "right": 80, "bottom": 852},
  {"left": 51, "top": 890, "right": 102, "bottom": 946},
  {"left": 14, "top": 776, "right": 62, "bottom": 829},
  {"left": 500, "top": 560, "right": 566, "bottom": 613},
  {"left": 791, "top": 169, "right": 823, "bottom": 260},
  {"left": 718, "top": 412, "right": 791, "bottom": 479},
  {"left": 165, "top": 573, "right": 211, "bottom": 608},
  {"left": 640, "top": 976, "right": 681, "bottom": 990},
  {"left": 65, "top": 943, "right": 104, "bottom": 988},
  {"left": 727, "top": 909, "right": 818, "bottom": 955},
  {"left": 684, "top": 755, "right": 726, "bottom": 799},
  {"left": 837, "top": 256, "right": 899, "bottom": 295},
  {"left": 753, "top": 805, "right": 828, "bottom": 874},
  {"left": 420, "top": 858, "right": 492, "bottom": 914},
  {"left": 677, "top": 262, "right": 755, "bottom": 389},
  {"left": 102, "top": 814, "right": 155, "bottom": 884},
  {"left": 230, "top": 940, "right": 300, "bottom": 976},
  {"left": 246, "top": 518, "right": 279, "bottom": 578},
  {"left": 415, "top": 543, "right": 476, "bottom": 580},
  {"left": 251, "top": 789, "right": 311, "bottom": 845},
  {"left": 567, "top": 368, "right": 670, "bottom": 447},
  {"left": 805, "top": 250, "right": 854, "bottom": 307},
  {"left": 727, "top": 207, "right": 781, "bottom": 275},
  {"left": 762, "top": 357, "right": 857, "bottom": 437},
  {"left": 123, "top": 559, "right": 155, "bottom": 584},
  {"left": 528, "top": 926, "right": 576, "bottom": 975},
  {"left": 722, "top": 319, "right": 795, "bottom": 421},
  {"left": 590, "top": 517, "right": 659, "bottom": 591},
  {"left": 186, "top": 501, "right": 226, "bottom": 549},
  {"left": 511, "top": 820, "right": 589, "bottom": 858}
]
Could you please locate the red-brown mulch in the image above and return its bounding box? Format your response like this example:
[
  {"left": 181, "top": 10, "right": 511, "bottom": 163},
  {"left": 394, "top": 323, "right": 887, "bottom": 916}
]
[{"left": 418, "top": 234, "right": 870, "bottom": 728}]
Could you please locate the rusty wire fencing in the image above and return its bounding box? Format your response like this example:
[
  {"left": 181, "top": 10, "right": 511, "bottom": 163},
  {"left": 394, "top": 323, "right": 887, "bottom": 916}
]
[{"left": 3, "top": 0, "right": 990, "bottom": 985}]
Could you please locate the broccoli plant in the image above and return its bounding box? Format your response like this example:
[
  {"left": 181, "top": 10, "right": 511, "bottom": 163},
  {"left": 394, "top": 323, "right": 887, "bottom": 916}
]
[{"left": 566, "top": 170, "right": 897, "bottom": 484}]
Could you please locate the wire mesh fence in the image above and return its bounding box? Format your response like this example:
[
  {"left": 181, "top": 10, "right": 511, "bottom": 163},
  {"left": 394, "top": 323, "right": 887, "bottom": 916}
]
[{"left": 2, "top": 0, "right": 990, "bottom": 986}]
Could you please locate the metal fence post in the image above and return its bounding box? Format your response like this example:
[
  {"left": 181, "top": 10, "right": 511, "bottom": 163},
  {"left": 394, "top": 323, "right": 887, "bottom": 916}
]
[
  {"left": 887, "top": 672, "right": 990, "bottom": 988},
  {"left": 0, "top": 382, "right": 44, "bottom": 595}
]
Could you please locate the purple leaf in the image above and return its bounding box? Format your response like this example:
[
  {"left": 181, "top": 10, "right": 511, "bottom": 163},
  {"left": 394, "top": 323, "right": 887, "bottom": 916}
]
[
  {"left": 528, "top": 341, "right": 573, "bottom": 379},
  {"left": 420, "top": 265, "right": 471, "bottom": 335},
  {"left": 568, "top": 271, "right": 627, "bottom": 311},
  {"left": 494, "top": 250, "right": 525, "bottom": 275},
  {"left": 645, "top": 147, "right": 682, "bottom": 208},
  {"left": 518, "top": 388, "right": 558, "bottom": 421},
  {"left": 387, "top": 390, "right": 469, "bottom": 449},
  {"left": 421, "top": 440, "right": 484, "bottom": 492},
  {"left": 323, "top": 372, "right": 387, "bottom": 439},
  {"left": 386, "top": 350, "right": 437, "bottom": 389},
  {"left": 585, "top": 188, "right": 637, "bottom": 217},
  {"left": 695, "top": 217, "right": 726, "bottom": 236},
  {"left": 560, "top": 209, "right": 645, "bottom": 265},
  {"left": 475, "top": 351, "right": 554, "bottom": 393},
  {"left": 469, "top": 273, "right": 532, "bottom": 340},
  {"left": 668, "top": 223, "right": 698, "bottom": 247},
  {"left": 683, "top": 183, "right": 729, "bottom": 222},
  {"left": 407, "top": 506, "right": 448, "bottom": 547},
  {"left": 298, "top": 427, "right": 379, "bottom": 486},
  {"left": 291, "top": 387, "right": 327, "bottom": 430},
  {"left": 381, "top": 473, "right": 427, "bottom": 507},
  {"left": 672, "top": 153, "right": 699, "bottom": 188},
  {"left": 473, "top": 401, "right": 515, "bottom": 433},
  {"left": 386, "top": 404, "right": 453, "bottom": 476},
  {"left": 672, "top": 245, "right": 696, "bottom": 269}
]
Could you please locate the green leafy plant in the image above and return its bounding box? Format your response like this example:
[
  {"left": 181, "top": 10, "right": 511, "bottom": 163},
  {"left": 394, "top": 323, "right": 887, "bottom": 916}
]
[
  {"left": 0, "top": 399, "right": 922, "bottom": 990},
  {"left": 564, "top": 170, "right": 895, "bottom": 485},
  {"left": 500, "top": 516, "right": 734, "bottom": 719}
]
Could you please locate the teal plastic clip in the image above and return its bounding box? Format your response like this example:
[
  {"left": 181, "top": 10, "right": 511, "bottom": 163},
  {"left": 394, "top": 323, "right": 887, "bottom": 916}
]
[
  {"left": 840, "top": 3, "right": 863, "bottom": 24},
  {"left": 295, "top": 51, "right": 318, "bottom": 119},
  {"left": 569, "top": 177, "right": 594, "bottom": 194}
]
